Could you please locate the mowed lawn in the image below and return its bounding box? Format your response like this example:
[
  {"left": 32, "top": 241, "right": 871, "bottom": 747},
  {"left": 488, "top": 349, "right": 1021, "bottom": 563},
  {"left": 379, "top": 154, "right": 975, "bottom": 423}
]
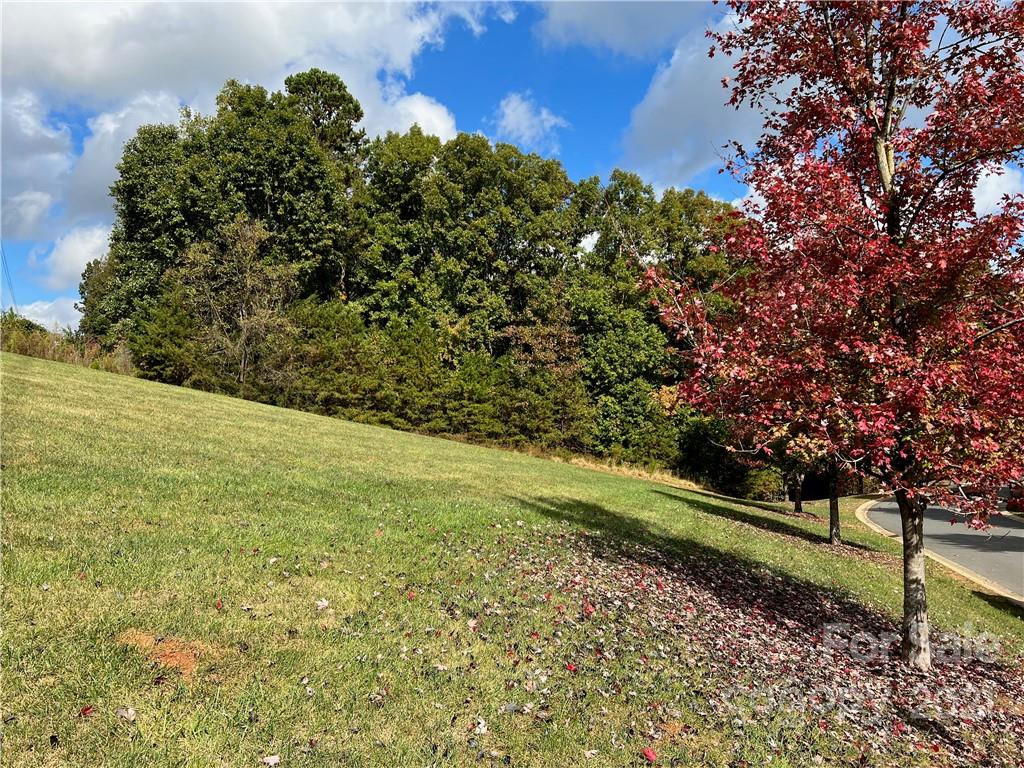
[{"left": 2, "top": 352, "right": 1022, "bottom": 768}]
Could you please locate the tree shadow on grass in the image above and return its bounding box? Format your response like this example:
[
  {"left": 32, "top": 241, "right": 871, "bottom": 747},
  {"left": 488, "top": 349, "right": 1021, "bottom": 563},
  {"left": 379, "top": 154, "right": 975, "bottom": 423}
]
[
  {"left": 508, "top": 494, "right": 1019, "bottom": 686},
  {"left": 510, "top": 494, "right": 891, "bottom": 638},
  {"left": 685, "top": 487, "right": 807, "bottom": 517},
  {"left": 971, "top": 590, "right": 1024, "bottom": 622},
  {"left": 653, "top": 488, "right": 876, "bottom": 553}
]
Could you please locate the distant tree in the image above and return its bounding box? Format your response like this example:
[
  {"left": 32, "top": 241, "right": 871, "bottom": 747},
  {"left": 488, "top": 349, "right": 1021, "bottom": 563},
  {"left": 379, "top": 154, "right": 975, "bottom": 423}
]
[
  {"left": 191, "top": 79, "right": 357, "bottom": 297},
  {"left": 653, "top": 188, "right": 734, "bottom": 290},
  {"left": 79, "top": 124, "right": 186, "bottom": 341},
  {"left": 357, "top": 129, "right": 580, "bottom": 352},
  {"left": 284, "top": 68, "right": 366, "bottom": 165},
  {"left": 81, "top": 70, "right": 366, "bottom": 346},
  {"left": 1, "top": 309, "right": 47, "bottom": 336},
  {"left": 651, "top": 0, "right": 1024, "bottom": 670},
  {"left": 573, "top": 172, "right": 741, "bottom": 467},
  {"left": 130, "top": 282, "right": 208, "bottom": 387},
  {"left": 173, "top": 215, "right": 296, "bottom": 394}
]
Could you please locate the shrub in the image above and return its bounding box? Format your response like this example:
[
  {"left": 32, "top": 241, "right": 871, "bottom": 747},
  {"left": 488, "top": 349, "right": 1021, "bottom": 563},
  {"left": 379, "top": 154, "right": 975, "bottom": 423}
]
[
  {"left": 1, "top": 310, "right": 134, "bottom": 375},
  {"left": 741, "top": 468, "right": 785, "bottom": 502}
]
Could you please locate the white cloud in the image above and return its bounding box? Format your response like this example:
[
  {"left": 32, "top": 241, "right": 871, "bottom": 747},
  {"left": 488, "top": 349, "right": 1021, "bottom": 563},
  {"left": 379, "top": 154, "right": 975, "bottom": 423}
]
[
  {"left": 622, "top": 25, "right": 762, "bottom": 189},
  {"left": 37, "top": 225, "right": 111, "bottom": 291},
  {"left": 730, "top": 185, "right": 766, "bottom": 213},
  {"left": 362, "top": 84, "right": 457, "bottom": 143},
  {"left": 0, "top": 90, "right": 72, "bottom": 237},
  {"left": 537, "top": 2, "right": 709, "bottom": 57},
  {"left": 493, "top": 91, "right": 569, "bottom": 154},
  {"left": 65, "top": 92, "right": 184, "bottom": 223},
  {"left": 974, "top": 164, "right": 1024, "bottom": 217},
  {"left": 1, "top": 2, "right": 497, "bottom": 241},
  {"left": 1, "top": 3, "right": 460, "bottom": 106},
  {"left": 19, "top": 297, "right": 81, "bottom": 331},
  {"left": 3, "top": 191, "right": 54, "bottom": 236},
  {"left": 495, "top": 4, "right": 518, "bottom": 25},
  {"left": 0, "top": 90, "right": 71, "bottom": 182}
]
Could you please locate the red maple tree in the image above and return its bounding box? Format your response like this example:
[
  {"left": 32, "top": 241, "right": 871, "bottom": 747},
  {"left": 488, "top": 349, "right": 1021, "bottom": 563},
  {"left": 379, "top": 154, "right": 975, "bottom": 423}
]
[{"left": 651, "top": 1, "right": 1024, "bottom": 670}]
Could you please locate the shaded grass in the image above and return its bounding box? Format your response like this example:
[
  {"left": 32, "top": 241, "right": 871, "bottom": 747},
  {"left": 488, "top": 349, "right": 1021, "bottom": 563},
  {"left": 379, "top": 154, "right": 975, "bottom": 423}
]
[{"left": 2, "top": 352, "right": 1021, "bottom": 767}]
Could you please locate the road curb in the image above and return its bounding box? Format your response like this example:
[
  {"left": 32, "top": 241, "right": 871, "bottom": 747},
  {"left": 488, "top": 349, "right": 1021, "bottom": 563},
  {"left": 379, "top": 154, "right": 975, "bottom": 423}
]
[{"left": 854, "top": 499, "right": 1024, "bottom": 608}]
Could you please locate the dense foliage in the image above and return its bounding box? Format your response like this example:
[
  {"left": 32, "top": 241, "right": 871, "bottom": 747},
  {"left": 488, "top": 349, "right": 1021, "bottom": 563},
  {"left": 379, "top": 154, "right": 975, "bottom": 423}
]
[{"left": 69, "top": 70, "right": 762, "bottom": 492}]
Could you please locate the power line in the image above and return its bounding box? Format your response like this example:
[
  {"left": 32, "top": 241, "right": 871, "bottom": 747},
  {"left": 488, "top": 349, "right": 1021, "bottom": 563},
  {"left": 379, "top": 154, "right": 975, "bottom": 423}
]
[{"left": 0, "top": 243, "right": 19, "bottom": 314}]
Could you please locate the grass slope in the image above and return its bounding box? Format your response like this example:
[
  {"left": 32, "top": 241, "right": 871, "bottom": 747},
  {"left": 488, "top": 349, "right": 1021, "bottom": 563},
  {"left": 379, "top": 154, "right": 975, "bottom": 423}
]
[{"left": 2, "top": 353, "right": 1021, "bottom": 767}]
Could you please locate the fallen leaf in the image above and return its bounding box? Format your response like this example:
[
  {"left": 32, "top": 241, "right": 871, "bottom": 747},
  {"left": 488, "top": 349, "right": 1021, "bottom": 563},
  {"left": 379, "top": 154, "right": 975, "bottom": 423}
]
[
  {"left": 78, "top": 705, "right": 95, "bottom": 718},
  {"left": 261, "top": 756, "right": 281, "bottom": 766},
  {"left": 116, "top": 707, "right": 136, "bottom": 722},
  {"left": 315, "top": 598, "right": 329, "bottom": 611},
  {"left": 642, "top": 746, "right": 657, "bottom": 763}
]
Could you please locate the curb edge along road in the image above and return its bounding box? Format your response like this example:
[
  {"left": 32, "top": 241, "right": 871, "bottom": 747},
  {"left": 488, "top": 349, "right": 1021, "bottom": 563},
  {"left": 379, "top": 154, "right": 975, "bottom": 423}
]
[{"left": 854, "top": 498, "right": 1024, "bottom": 609}]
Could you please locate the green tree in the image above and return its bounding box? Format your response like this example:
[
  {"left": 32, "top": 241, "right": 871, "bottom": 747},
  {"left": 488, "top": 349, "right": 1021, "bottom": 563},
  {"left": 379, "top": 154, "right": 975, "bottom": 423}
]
[
  {"left": 129, "top": 283, "right": 209, "bottom": 387},
  {"left": 73, "top": 68, "right": 760, "bottom": 489},
  {"left": 284, "top": 68, "right": 366, "bottom": 165},
  {"left": 81, "top": 70, "right": 368, "bottom": 347},
  {"left": 139, "top": 216, "right": 298, "bottom": 395},
  {"left": 79, "top": 124, "right": 187, "bottom": 341}
]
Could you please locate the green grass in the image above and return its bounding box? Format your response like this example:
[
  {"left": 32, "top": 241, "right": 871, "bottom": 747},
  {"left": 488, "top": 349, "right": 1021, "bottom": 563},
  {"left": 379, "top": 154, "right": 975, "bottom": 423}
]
[{"left": 2, "top": 352, "right": 1021, "bottom": 767}]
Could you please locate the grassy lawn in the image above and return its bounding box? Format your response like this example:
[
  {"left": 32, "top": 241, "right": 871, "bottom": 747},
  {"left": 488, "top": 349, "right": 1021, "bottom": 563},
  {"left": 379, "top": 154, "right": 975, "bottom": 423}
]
[{"left": 2, "top": 352, "right": 1021, "bottom": 767}]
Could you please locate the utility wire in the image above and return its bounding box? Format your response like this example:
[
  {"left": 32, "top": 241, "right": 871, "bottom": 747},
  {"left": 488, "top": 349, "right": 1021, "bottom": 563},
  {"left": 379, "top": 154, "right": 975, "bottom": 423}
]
[{"left": 0, "top": 243, "right": 18, "bottom": 314}]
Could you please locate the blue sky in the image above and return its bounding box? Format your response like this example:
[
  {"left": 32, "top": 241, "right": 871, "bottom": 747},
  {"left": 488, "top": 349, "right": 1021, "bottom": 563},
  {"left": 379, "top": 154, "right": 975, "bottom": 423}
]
[{"left": 3, "top": 2, "right": 1017, "bottom": 330}]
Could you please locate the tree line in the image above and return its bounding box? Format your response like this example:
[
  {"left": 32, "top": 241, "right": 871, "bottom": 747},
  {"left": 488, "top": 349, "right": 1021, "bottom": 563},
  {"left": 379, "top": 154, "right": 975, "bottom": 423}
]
[{"left": 54, "top": 69, "right": 774, "bottom": 495}]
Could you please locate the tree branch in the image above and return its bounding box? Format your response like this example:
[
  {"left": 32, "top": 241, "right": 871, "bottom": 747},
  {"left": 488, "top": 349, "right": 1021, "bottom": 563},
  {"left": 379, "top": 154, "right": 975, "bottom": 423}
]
[{"left": 974, "top": 316, "right": 1024, "bottom": 343}]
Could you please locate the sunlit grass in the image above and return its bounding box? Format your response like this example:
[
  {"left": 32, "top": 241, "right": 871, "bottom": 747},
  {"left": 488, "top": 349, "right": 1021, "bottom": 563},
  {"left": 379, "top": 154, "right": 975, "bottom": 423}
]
[{"left": 2, "top": 352, "right": 1020, "bottom": 767}]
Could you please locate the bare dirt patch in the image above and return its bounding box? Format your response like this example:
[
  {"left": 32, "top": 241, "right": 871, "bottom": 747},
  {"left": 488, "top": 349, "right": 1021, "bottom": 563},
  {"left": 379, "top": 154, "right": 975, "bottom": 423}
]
[{"left": 116, "top": 629, "right": 218, "bottom": 678}]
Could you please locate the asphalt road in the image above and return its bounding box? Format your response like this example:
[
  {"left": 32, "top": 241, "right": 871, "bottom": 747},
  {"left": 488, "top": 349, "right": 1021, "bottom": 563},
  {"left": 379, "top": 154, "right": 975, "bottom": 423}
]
[{"left": 867, "top": 500, "right": 1024, "bottom": 599}]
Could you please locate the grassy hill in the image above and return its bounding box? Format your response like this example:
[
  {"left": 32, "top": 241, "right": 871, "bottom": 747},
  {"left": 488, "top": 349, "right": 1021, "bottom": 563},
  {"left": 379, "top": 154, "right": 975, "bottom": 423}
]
[{"left": 2, "top": 352, "right": 1022, "bottom": 767}]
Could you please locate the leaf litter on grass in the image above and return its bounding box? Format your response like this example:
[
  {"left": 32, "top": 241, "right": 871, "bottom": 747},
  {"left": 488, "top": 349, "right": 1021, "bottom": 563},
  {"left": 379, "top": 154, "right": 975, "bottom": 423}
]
[{"left": 428, "top": 507, "right": 1024, "bottom": 767}]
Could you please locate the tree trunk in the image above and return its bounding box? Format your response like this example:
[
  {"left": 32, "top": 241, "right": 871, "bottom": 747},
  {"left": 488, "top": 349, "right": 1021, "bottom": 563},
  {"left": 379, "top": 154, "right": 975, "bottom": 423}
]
[
  {"left": 894, "top": 489, "right": 930, "bottom": 671},
  {"left": 792, "top": 473, "right": 804, "bottom": 515},
  {"left": 828, "top": 468, "right": 841, "bottom": 545}
]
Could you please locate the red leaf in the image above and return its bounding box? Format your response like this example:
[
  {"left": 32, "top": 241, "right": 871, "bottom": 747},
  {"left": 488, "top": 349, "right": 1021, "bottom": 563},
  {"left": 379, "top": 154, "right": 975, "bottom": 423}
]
[
  {"left": 78, "top": 705, "right": 95, "bottom": 718},
  {"left": 642, "top": 746, "right": 657, "bottom": 763}
]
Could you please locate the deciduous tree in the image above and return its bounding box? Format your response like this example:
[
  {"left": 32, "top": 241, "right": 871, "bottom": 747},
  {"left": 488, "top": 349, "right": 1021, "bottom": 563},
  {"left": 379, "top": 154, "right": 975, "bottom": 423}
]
[{"left": 651, "top": 0, "right": 1024, "bottom": 670}]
